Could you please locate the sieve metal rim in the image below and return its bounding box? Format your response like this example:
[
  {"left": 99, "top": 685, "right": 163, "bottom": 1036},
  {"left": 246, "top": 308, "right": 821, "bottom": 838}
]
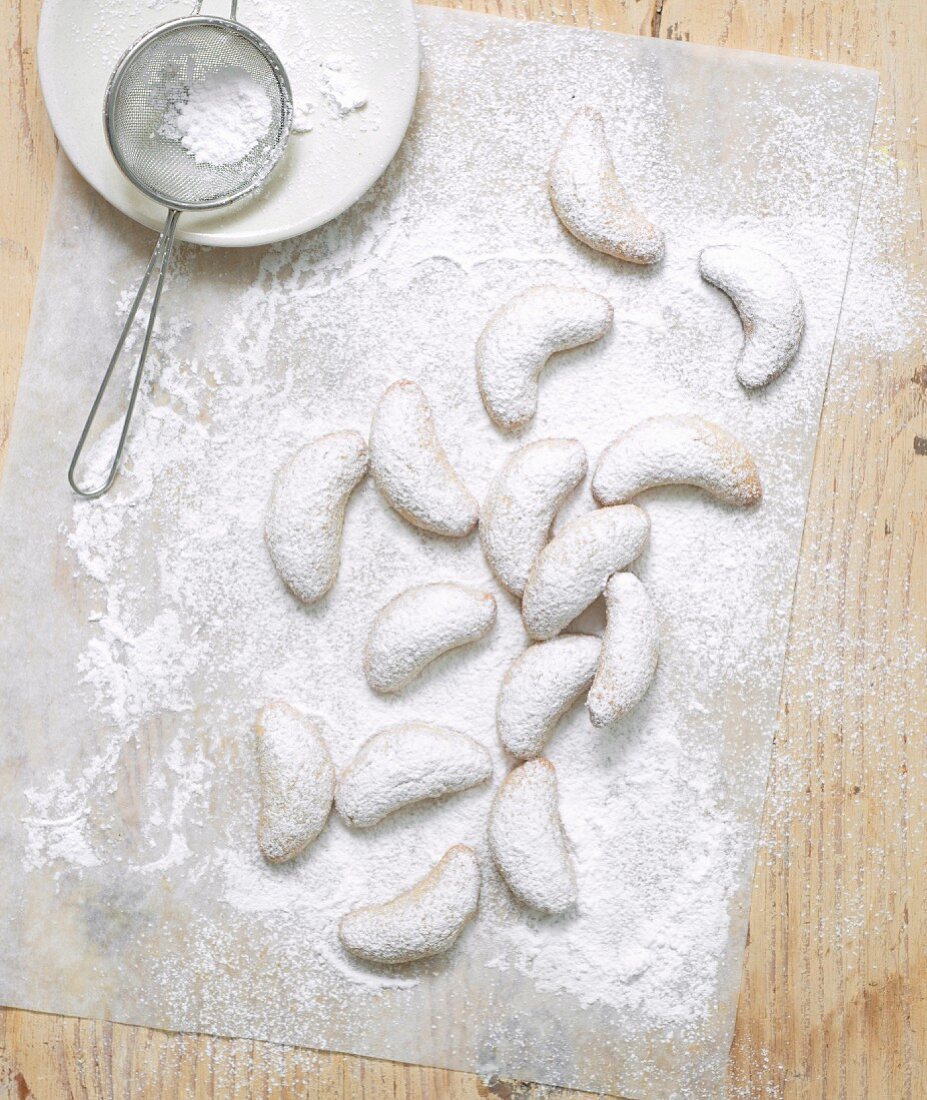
[{"left": 102, "top": 15, "right": 294, "bottom": 212}]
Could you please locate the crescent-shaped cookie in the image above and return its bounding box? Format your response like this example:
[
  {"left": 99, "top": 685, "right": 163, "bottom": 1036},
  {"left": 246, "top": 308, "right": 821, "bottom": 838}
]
[
  {"left": 521, "top": 505, "right": 650, "bottom": 641},
  {"left": 339, "top": 845, "right": 481, "bottom": 964},
  {"left": 370, "top": 380, "right": 479, "bottom": 537},
  {"left": 476, "top": 287, "right": 612, "bottom": 431},
  {"left": 549, "top": 106, "right": 665, "bottom": 265},
  {"left": 480, "top": 438, "right": 588, "bottom": 596},
  {"left": 364, "top": 582, "right": 497, "bottom": 693},
  {"left": 699, "top": 243, "right": 805, "bottom": 389},
  {"left": 335, "top": 723, "right": 492, "bottom": 828},
  {"left": 264, "top": 431, "right": 368, "bottom": 605},
  {"left": 591, "top": 415, "right": 762, "bottom": 507},
  {"left": 255, "top": 703, "right": 335, "bottom": 863},
  {"left": 587, "top": 574, "right": 659, "bottom": 727},
  {"left": 488, "top": 759, "right": 576, "bottom": 915},
  {"left": 497, "top": 635, "right": 601, "bottom": 759}
]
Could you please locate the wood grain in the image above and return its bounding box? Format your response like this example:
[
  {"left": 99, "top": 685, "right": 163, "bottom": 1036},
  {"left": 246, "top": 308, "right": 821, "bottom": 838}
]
[
  {"left": 1, "top": 0, "right": 925, "bottom": 1097},
  {"left": 0, "top": 0, "right": 56, "bottom": 462}
]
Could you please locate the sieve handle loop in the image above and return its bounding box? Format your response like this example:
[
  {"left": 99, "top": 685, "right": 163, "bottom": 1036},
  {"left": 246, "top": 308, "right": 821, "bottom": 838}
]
[
  {"left": 191, "top": 1, "right": 239, "bottom": 18},
  {"left": 68, "top": 208, "right": 181, "bottom": 499}
]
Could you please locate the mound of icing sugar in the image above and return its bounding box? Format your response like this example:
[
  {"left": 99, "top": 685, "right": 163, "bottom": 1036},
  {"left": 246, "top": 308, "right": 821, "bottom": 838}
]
[{"left": 160, "top": 67, "right": 273, "bottom": 166}]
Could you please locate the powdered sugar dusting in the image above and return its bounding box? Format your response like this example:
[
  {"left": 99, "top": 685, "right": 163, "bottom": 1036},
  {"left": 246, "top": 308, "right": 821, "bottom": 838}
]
[
  {"left": 86, "top": 0, "right": 378, "bottom": 142},
  {"left": 494, "top": 725, "right": 744, "bottom": 1025}
]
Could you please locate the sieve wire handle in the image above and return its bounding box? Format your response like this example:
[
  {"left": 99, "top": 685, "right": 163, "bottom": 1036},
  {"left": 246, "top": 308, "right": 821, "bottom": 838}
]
[
  {"left": 68, "top": 208, "right": 181, "bottom": 499},
  {"left": 191, "top": 1, "right": 239, "bottom": 18}
]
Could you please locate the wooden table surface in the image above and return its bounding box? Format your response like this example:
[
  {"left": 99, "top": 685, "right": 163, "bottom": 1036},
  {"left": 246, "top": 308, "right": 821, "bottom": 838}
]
[{"left": 1, "top": 1, "right": 925, "bottom": 1097}]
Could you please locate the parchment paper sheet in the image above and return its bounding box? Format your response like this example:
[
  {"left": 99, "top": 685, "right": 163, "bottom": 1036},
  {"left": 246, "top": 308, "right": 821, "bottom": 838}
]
[{"left": 0, "top": 10, "right": 877, "bottom": 1098}]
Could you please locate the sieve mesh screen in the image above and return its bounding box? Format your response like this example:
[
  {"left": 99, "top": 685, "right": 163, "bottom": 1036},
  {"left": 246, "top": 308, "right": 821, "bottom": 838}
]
[{"left": 105, "top": 20, "right": 291, "bottom": 209}]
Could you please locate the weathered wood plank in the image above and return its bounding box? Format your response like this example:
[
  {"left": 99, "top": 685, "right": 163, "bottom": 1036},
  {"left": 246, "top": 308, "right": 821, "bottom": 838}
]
[{"left": 0, "top": 0, "right": 56, "bottom": 463}]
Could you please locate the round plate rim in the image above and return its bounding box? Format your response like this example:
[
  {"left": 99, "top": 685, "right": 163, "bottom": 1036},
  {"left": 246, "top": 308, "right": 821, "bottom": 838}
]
[{"left": 37, "top": 0, "right": 421, "bottom": 248}]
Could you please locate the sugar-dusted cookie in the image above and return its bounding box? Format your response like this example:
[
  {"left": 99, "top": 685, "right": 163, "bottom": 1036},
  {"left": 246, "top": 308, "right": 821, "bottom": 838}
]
[
  {"left": 521, "top": 505, "right": 649, "bottom": 641},
  {"left": 364, "top": 582, "right": 496, "bottom": 694},
  {"left": 336, "top": 722, "right": 492, "bottom": 828},
  {"left": 488, "top": 759, "right": 576, "bottom": 915},
  {"left": 592, "top": 415, "right": 762, "bottom": 507},
  {"left": 476, "top": 287, "right": 612, "bottom": 431},
  {"left": 339, "top": 844, "right": 481, "bottom": 964},
  {"left": 587, "top": 574, "right": 659, "bottom": 728},
  {"left": 480, "top": 438, "right": 588, "bottom": 596},
  {"left": 549, "top": 106, "right": 665, "bottom": 265},
  {"left": 497, "top": 635, "right": 601, "bottom": 759},
  {"left": 699, "top": 244, "right": 804, "bottom": 389},
  {"left": 255, "top": 702, "right": 335, "bottom": 863},
  {"left": 370, "top": 380, "right": 478, "bottom": 537},
  {"left": 264, "top": 430, "right": 368, "bottom": 605}
]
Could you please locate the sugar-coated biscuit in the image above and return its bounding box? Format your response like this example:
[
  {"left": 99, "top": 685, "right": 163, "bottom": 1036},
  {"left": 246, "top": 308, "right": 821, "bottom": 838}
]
[
  {"left": 336, "top": 722, "right": 492, "bottom": 828},
  {"left": 264, "top": 431, "right": 368, "bottom": 604},
  {"left": 587, "top": 573, "right": 659, "bottom": 728},
  {"left": 480, "top": 438, "right": 588, "bottom": 595},
  {"left": 521, "top": 505, "right": 650, "bottom": 641},
  {"left": 488, "top": 759, "right": 576, "bottom": 915},
  {"left": 370, "top": 380, "right": 478, "bottom": 537},
  {"left": 549, "top": 106, "right": 665, "bottom": 265},
  {"left": 592, "top": 415, "right": 762, "bottom": 507},
  {"left": 338, "top": 845, "right": 481, "bottom": 964},
  {"left": 255, "top": 702, "right": 335, "bottom": 863},
  {"left": 497, "top": 635, "right": 601, "bottom": 759},
  {"left": 364, "top": 582, "right": 497, "bottom": 693},
  {"left": 476, "top": 287, "right": 612, "bottom": 431},
  {"left": 699, "top": 244, "right": 804, "bottom": 389}
]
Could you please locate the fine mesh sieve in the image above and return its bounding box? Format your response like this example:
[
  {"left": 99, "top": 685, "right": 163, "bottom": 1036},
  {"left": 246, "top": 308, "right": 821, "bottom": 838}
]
[{"left": 69, "top": 1, "right": 292, "bottom": 499}]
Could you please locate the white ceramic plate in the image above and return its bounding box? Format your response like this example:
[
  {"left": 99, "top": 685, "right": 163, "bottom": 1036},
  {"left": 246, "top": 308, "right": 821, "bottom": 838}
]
[{"left": 38, "top": 0, "right": 420, "bottom": 246}]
